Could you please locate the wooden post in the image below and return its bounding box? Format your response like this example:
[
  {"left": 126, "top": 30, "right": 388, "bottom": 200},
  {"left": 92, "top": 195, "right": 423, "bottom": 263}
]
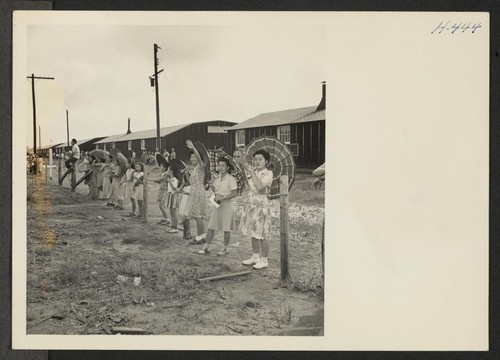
[
  {"left": 66, "top": 109, "right": 70, "bottom": 148},
  {"left": 49, "top": 149, "right": 53, "bottom": 180},
  {"left": 45, "top": 158, "right": 48, "bottom": 182},
  {"left": 71, "top": 162, "right": 76, "bottom": 192},
  {"left": 322, "top": 214, "right": 325, "bottom": 284},
  {"left": 58, "top": 156, "right": 62, "bottom": 184},
  {"left": 280, "top": 175, "right": 289, "bottom": 280},
  {"left": 143, "top": 166, "right": 148, "bottom": 222}
]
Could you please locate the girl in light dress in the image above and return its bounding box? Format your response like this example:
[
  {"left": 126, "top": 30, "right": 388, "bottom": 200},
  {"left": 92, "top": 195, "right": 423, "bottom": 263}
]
[
  {"left": 121, "top": 159, "right": 135, "bottom": 216},
  {"left": 176, "top": 169, "right": 192, "bottom": 240},
  {"left": 155, "top": 162, "right": 171, "bottom": 225},
  {"left": 197, "top": 157, "right": 238, "bottom": 255},
  {"left": 110, "top": 157, "right": 125, "bottom": 210},
  {"left": 102, "top": 155, "right": 113, "bottom": 206},
  {"left": 185, "top": 140, "right": 207, "bottom": 244},
  {"left": 165, "top": 166, "right": 181, "bottom": 233},
  {"left": 93, "top": 157, "right": 106, "bottom": 199},
  {"left": 131, "top": 163, "right": 145, "bottom": 220},
  {"left": 237, "top": 149, "right": 274, "bottom": 270}
]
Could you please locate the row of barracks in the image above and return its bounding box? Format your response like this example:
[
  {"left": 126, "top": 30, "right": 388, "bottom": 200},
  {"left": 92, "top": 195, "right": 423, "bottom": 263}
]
[{"left": 37, "top": 82, "right": 326, "bottom": 169}]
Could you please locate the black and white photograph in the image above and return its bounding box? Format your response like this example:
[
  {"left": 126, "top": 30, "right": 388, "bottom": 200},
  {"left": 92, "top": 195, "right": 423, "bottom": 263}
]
[
  {"left": 12, "top": 11, "right": 489, "bottom": 351},
  {"left": 20, "top": 17, "right": 325, "bottom": 338}
]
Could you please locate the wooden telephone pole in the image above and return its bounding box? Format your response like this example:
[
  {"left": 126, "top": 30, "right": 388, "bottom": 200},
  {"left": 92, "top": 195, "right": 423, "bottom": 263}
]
[
  {"left": 150, "top": 44, "right": 164, "bottom": 151},
  {"left": 66, "top": 109, "right": 70, "bottom": 148},
  {"left": 27, "top": 74, "right": 54, "bottom": 174}
]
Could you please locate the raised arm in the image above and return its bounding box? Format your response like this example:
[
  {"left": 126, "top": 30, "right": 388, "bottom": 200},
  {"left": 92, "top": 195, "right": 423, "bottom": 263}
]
[
  {"left": 185, "top": 140, "right": 203, "bottom": 168},
  {"left": 237, "top": 156, "right": 267, "bottom": 191}
]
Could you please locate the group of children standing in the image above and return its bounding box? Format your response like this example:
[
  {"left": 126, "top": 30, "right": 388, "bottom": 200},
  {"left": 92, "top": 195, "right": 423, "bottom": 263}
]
[{"left": 88, "top": 139, "right": 275, "bottom": 270}]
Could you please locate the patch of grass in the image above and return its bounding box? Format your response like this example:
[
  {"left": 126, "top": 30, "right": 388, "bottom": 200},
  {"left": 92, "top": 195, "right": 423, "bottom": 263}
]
[
  {"left": 27, "top": 192, "right": 37, "bottom": 203},
  {"left": 26, "top": 307, "right": 38, "bottom": 322},
  {"left": 282, "top": 264, "right": 323, "bottom": 294},
  {"left": 122, "top": 236, "right": 142, "bottom": 244},
  {"left": 270, "top": 295, "right": 295, "bottom": 328},
  {"left": 109, "top": 226, "right": 130, "bottom": 234},
  {"left": 54, "top": 249, "right": 87, "bottom": 285},
  {"left": 288, "top": 172, "right": 324, "bottom": 207}
]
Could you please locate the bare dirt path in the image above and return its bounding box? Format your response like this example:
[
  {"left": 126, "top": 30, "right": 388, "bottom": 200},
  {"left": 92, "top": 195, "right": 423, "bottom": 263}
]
[{"left": 26, "top": 172, "right": 324, "bottom": 335}]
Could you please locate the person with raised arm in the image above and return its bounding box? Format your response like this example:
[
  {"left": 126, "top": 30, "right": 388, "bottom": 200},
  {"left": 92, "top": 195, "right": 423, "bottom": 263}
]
[
  {"left": 185, "top": 140, "right": 207, "bottom": 244},
  {"left": 237, "top": 150, "right": 274, "bottom": 270}
]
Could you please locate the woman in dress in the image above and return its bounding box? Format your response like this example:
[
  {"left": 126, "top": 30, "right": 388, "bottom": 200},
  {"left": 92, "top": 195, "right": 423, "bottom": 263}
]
[
  {"left": 120, "top": 159, "right": 135, "bottom": 216},
  {"left": 155, "top": 161, "right": 171, "bottom": 225},
  {"left": 93, "top": 157, "right": 106, "bottom": 199},
  {"left": 237, "top": 149, "right": 274, "bottom": 270},
  {"left": 131, "top": 162, "right": 145, "bottom": 219},
  {"left": 110, "top": 156, "right": 125, "bottom": 210},
  {"left": 177, "top": 169, "right": 192, "bottom": 240},
  {"left": 102, "top": 155, "right": 113, "bottom": 206},
  {"left": 185, "top": 140, "right": 207, "bottom": 244},
  {"left": 198, "top": 157, "right": 238, "bottom": 255},
  {"left": 165, "top": 166, "right": 181, "bottom": 233}
]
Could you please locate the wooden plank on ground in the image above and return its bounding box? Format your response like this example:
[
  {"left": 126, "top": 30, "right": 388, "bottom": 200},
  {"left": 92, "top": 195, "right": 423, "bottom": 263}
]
[{"left": 196, "top": 271, "right": 251, "bottom": 283}]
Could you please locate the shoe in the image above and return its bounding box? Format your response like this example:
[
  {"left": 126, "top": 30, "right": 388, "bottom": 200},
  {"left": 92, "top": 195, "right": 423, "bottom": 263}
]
[
  {"left": 198, "top": 247, "right": 210, "bottom": 254},
  {"left": 184, "top": 235, "right": 193, "bottom": 240},
  {"left": 126, "top": 213, "right": 136, "bottom": 217},
  {"left": 114, "top": 206, "right": 124, "bottom": 210},
  {"left": 253, "top": 260, "right": 269, "bottom": 270},
  {"left": 189, "top": 238, "right": 205, "bottom": 245},
  {"left": 242, "top": 257, "right": 260, "bottom": 266},
  {"left": 217, "top": 248, "right": 229, "bottom": 256},
  {"left": 158, "top": 219, "right": 168, "bottom": 224},
  {"left": 168, "top": 228, "right": 179, "bottom": 233}
]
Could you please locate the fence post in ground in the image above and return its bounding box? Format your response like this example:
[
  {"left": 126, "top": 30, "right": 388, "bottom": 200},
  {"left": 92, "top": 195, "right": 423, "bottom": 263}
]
[
  {"left": 71, "top": 161, "right": 76, "bottom": 192},
  {"left": 45, "top": 158, "right": 48, "bottom": 182},
  {"left": 143, "top": 166, "right": 148, "bottom": 222},
  {"left": 49, "top": 149, "right": 53, "bottom": 180},
  {"left": 322, "top": 214, "right": 325, "bottom": 284},
  {"left": 280, "top": 174, "right": 290, "bottom": 280},
  {"left": 58, "top": 157, "right": 62, "bottom": 185}
]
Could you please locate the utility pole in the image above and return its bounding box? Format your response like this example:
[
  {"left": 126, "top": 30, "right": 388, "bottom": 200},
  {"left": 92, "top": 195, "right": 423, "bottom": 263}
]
[
  {"left": 27, "top": 74, "right": 54, "bottom": 174},
  {"left": 66, "top": 109, "right": 70, "bottom": 149},
  {"left": 150, "top": 44, "right": 164, "bottom": 152}
]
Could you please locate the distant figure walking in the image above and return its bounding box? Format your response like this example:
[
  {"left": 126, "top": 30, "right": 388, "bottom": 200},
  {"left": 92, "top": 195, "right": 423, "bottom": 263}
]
[{"left": 170, "top": 148, "right": 176, "bottom": 160}]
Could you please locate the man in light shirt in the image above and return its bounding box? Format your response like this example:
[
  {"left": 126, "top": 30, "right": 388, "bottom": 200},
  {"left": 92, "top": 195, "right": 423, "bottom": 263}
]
[{"left": 65, "top": 138, "right": 80, "bottom": 169}]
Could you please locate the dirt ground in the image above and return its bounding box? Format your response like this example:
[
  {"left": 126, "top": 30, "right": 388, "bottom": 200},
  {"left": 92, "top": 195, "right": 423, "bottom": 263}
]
[{"left": 26, "top": 165, "right": 324, "bottom": 336}]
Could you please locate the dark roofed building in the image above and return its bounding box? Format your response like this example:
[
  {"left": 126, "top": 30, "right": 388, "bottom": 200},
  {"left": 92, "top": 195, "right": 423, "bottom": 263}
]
[
  {"left": 227, "top": 82, "right": 326, "bottom": 168},
  {"left": 95, "top": 120, "right": 236, "bottom": 161}
]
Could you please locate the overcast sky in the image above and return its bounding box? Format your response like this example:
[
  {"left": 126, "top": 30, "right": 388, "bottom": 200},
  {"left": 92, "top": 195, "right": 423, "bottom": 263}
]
[{"left": 26, "top": 25, "right": 325, "bottom": 147}]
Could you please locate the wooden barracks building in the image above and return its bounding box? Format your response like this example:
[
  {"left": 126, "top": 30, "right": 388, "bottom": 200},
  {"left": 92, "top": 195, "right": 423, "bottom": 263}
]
[{"left": 227, "top": 82, "right": 326, "bottom": 169}]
